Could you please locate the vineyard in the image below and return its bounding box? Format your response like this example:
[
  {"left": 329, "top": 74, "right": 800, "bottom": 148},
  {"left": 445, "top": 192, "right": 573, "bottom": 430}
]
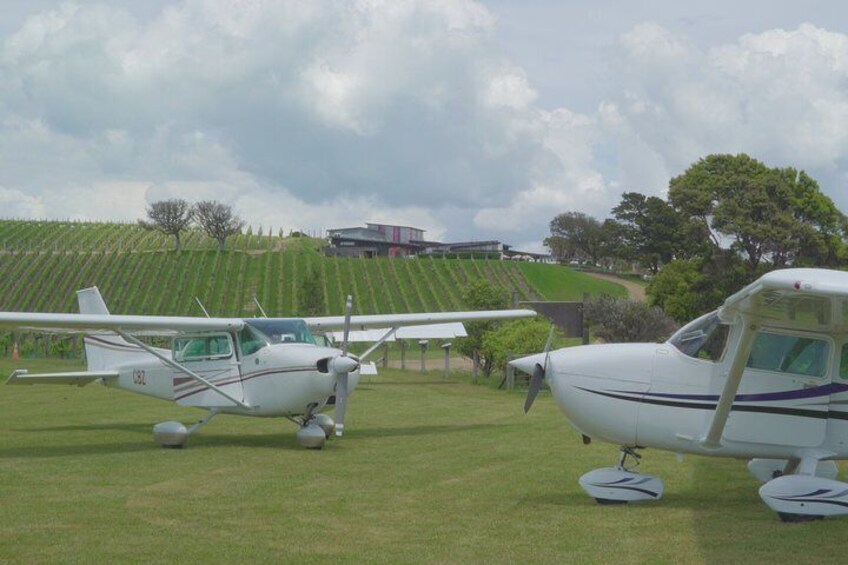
[{"left": 0, "top": 219, "right": 624, "bottom": 356}]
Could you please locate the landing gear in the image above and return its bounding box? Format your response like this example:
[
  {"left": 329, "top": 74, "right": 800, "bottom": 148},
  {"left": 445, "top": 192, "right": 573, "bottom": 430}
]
[
  {"left": 292, "top": 404, "right": 336, "bottom": 449},
  {"left": 759, "top": 461, "right": 848, "bottom": 522},
  {"left": 153, "top": 409, "right": 219, "bottom": 448},
  {"left": 578, "top": 446, "right": 664, "bottom": 505}
]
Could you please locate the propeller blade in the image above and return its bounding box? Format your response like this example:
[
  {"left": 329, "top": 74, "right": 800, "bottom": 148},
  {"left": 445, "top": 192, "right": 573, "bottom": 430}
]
[
  {"left": 335, "top": 372, "right": 349, "bottom": 437},
  {"left": 524, "top": 363, "right": 545, "bottom": 413},
  {"left": 543, "top": 324, "right": 555, "bottom": 351},
  {"left": 341, "top": 295, "right": 353, "bottom": 356}
]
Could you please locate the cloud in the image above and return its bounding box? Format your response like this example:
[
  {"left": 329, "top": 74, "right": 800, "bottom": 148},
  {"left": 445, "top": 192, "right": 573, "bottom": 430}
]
[
  {"left": 0, "top": 0, "right": 572, "bottom": 235},
  {"left": 604, "top": 22, "right": 848, "bottom": 206},
  {"left": 2, "top": 3, "right": 848, "bottom": 253}
]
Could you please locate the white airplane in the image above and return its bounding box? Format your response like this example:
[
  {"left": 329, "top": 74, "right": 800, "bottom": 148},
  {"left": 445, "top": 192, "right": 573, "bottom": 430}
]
[
  {"left": 2, "top": 287, "right": 535, "bottom": 449},
  {"left": 512, "top": 268, "right": 848, "bottom": 522}
]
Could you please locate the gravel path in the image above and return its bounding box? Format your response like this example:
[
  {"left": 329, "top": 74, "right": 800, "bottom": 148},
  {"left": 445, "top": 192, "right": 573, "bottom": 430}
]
[{"left": 586, "top": 273, "right": 647, "bottom": 301}]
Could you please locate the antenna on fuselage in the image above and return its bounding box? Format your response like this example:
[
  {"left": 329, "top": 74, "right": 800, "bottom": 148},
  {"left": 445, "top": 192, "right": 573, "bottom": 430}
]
[
  {"left": 252, "top": 296, "right": 269, "bottom": 318},
  {"left": 194, "top": 297, "right": 211, "bottom": 318}
]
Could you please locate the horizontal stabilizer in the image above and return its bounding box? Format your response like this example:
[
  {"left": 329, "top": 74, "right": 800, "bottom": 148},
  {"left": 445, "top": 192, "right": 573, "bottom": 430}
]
[{"left": 6, "top": 369, "right": 118, "bottom": 386}]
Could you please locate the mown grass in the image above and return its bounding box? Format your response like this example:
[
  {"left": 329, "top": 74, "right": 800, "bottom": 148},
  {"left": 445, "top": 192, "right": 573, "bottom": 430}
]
[
  {"left": 2, "top": 358, "right": 846, "bottom": 563},
  {"left": 517, "top": 262, "right": 625, "bottom": 301}
]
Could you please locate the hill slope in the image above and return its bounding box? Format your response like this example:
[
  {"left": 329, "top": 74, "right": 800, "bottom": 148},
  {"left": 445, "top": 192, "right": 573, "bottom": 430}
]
[{"left": 0, "top": 219, "right": 624, "bottom": 317}]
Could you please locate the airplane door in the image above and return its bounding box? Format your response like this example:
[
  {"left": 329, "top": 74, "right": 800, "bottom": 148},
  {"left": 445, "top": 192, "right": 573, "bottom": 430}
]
[
  {"left": 724, "top": 330, "right": 830, "bottom": 447},
  {"left": 171, "top": 334, "right": 244, "bottom": 407}
]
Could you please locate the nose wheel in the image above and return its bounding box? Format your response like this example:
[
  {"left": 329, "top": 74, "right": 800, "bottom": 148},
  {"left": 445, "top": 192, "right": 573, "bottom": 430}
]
[{"left": 579, "top": 446, "right": 664, "bottom": 504}]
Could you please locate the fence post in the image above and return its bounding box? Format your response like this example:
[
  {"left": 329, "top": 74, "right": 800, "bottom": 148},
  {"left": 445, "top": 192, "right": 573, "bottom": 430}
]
[
  {"left": 582, "top": 292, "right": 590, "bottom": 345},
  {"left": 472, "top": 350, "right": 479, "bottom": 383},
  {"left": 419, "top": 340, "right": 428, "bottom": 372},
  {"left": 400, "top": 339, "right": 406, "bottom": 370}
]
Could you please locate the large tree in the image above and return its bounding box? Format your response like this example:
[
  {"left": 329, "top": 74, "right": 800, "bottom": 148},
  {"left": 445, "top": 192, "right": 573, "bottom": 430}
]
[
  {"left": 612, "top": 192, "right": 706, "bottom": 274},
  {"left": 668, "top": 154, "right": 846, "bottom": 274},
  {"left": 193, "top": 201, "right": 245, "bottom": 251},
  {"left": 139, "top": 199, "right": 193, "bottom": 251},
  {"left": 546, "top": 211, "right": 616, "bottom": 265}
]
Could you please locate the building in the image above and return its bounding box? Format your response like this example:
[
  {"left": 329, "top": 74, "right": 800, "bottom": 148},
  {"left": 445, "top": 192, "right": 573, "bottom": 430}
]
[
  {"left": 324, "top": 221, "right": 552, "bottom": 262},
  {"left": 325, "top": 223, "right": 425, "bottom": 258}
]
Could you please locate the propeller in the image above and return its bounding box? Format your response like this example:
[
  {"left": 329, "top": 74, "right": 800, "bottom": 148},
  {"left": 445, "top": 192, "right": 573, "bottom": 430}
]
[
  {"left": 524, "top": 325, "right": 556, "bottom": 414},
  {"left": 333, "top": 295, "right": 357, "bottom": 437}
]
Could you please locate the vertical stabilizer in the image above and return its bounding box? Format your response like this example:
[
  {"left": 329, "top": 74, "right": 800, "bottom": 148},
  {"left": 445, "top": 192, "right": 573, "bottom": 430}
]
[
  {"left": 77, "top": 287, "right": 133, "bottom": 370},
  {"left": 77, "top": 287, "right": 110, "bottom": 316}
]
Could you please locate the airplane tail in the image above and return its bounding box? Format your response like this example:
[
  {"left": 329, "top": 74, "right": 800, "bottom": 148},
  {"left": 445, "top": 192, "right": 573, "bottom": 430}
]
[{"left": 77, "top": 287, "right": 136, "bottom": 371}]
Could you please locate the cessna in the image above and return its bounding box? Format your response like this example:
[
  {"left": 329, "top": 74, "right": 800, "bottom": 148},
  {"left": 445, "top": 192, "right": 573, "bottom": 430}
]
[
  {"left": 2, "top": 287, "right": 535, "bottom": 449},
  {"left": 513, "top": 268, "right": 848, "bottom": 522}
]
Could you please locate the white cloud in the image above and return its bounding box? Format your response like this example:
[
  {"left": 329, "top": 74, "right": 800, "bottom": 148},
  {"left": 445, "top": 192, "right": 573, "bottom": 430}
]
[{"left": 2, "top": 2, "right": 848, "bottom": 252}]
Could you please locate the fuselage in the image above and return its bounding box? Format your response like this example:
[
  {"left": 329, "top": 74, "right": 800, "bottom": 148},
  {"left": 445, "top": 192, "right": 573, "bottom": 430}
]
[
  {"left": 521, "top": 313, "right": 848, "bottom": 460},
  {"left": 85, "top": 332, "right": 359, "bottom": 418}
]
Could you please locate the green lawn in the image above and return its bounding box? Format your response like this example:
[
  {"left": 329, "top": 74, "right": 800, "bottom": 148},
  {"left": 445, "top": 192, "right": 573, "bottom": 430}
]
[
  {"left": 1, "top": 358, "right": 845, "bottom": 563},
  {"left": 518, "top": 263, "right": 626, "bottom": 301}
]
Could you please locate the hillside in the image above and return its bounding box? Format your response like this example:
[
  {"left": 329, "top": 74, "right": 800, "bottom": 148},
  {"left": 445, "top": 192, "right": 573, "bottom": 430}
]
[{"left": 0, "top": 219, "right": 625, "bottom": 318}]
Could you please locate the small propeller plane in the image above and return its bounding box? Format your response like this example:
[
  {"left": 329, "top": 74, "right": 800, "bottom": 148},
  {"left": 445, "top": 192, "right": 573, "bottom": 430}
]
[
  {"left": 1, "top": 287, "right": 535, "bottom": 449},
  {"left": 512, "top": 268, "right": 848, "bottom": 522}
]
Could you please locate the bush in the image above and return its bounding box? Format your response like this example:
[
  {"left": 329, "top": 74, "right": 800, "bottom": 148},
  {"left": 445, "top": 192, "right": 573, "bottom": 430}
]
[
  {"left": 481, "top": 319, "right": 559, "bottom": 374},
  {"left": 584, "top": 295, "right": 677, "bottom": 343}
]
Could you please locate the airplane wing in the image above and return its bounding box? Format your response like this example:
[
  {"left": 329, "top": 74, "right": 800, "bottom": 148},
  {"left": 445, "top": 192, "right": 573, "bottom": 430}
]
[
  {"left": 703, "top": 268, "right": 848, "bottom": 448},
  {"left": 6, "top": 369, "right": 118, "bottom": 386},
  {"left": 0, "top": 312, "right": 245, "bottom": 334},
  {"left": 304, "top": 309, "right": 537, "bottom": 331}
]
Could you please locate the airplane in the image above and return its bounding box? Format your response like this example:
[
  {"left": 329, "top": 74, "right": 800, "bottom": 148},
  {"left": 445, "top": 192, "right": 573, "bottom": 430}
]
[
  {"left": 511, "top": 268, "right": 848, "bottom": 522},
  {"left": 1, "top": 287, "right": 535, "bottom": 450}
]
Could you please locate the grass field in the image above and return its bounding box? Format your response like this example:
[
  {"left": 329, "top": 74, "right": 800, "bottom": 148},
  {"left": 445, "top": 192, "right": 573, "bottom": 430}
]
[
  {"left": 3, "top": 358, "right": 843, "bottom": 563},
  {"left": 517, "top": 263, "right": 625, "bottom": 301}
]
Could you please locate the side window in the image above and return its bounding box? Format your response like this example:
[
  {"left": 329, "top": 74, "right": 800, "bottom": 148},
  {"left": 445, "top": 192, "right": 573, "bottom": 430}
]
[
  {"left": 173, "top": 334, "right": 233, "bottom": 362},
  {"left": 746, "top": 332, "right": 828, "bottom": 378},
  {"left": 840, "top": 344, "right": 848, "bottom": 380}
]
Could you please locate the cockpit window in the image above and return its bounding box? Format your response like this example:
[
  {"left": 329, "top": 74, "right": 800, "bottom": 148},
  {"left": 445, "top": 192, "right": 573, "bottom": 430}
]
[
  {"left": 669, "top": 312, "right": 729, "bottom": 362},
  {"left": 238, "top": 325, "right": 268, "bottom": 356},
  {"left": 245, "top": 319, "right": 317, "bottom": 346}
]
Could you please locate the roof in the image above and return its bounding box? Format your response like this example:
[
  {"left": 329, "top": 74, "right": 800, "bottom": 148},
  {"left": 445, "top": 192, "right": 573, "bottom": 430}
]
[{"left": 365, "top": 221, "right": 426, "bottom": 232}]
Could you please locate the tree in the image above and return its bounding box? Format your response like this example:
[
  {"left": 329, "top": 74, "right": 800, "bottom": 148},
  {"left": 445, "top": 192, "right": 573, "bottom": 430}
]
[
  {"left": 668, "top": 154, "right": 847, "bottom": 275},
  {"left": 584, "top": 295, "right": 678, "bottom": 343},
  {"left": 456, "top": 279, "right": 510, "bottom": 377},
  {"left": 546, "top": 212, "right": 609, "bottom": 265},
  {"left": 138, "top": 199, "right": 193, "bottom": 251},
  {"left": 194, "top": 201, "right": 245, "bottom": 251},
  {"left": 612, "top": 192, "right": 706, "bottom": 274}
]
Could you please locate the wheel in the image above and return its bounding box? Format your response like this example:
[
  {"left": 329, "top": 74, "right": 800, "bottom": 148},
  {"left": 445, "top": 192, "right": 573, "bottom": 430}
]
[
  {"left": 777, "top": 512, "right": 824, "bottom": 523},
  {"left": 595, "top": 498, "right": 628, "bottom": 505}
]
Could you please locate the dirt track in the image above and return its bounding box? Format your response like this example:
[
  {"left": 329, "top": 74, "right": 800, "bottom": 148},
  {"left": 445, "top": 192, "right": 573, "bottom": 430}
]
[{"left": 586, "top": 273, "right": 646, "bottom": 301}]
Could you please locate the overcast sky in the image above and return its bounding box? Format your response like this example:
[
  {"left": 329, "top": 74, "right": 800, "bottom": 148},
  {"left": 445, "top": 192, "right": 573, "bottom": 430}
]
[{"left": 1, "top": 1, "right": 847, "bottom": 251}]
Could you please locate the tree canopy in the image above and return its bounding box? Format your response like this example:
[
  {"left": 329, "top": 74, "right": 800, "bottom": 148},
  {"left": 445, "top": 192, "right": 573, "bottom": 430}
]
[
  {"left": 194, "top": 200, "right": 245, "bottom": 251},
  {"left": 139, "top": 199, "right": 193, "bottom": 251}
]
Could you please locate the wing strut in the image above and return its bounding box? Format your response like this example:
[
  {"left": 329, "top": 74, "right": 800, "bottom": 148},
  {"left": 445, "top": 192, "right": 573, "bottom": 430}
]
[
  {"left": 117, "top": 331, "right": 251, "bottom": 410},
  {"left": 358, "top": 327, "right": 399, "bottom": 363},
  {"left": 701, "top": 315, "right": 757, "bottom": 449}
]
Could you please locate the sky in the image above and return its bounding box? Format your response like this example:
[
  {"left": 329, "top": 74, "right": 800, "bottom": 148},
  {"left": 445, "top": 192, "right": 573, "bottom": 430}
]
[{"left": 1, "top": 1, "right": 847, "bottom": 252}]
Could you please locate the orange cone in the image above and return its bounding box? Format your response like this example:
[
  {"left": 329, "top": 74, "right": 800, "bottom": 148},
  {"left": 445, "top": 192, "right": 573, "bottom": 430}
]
[{"left": 12, "top": 342, "right": 19, "bottom": 361}]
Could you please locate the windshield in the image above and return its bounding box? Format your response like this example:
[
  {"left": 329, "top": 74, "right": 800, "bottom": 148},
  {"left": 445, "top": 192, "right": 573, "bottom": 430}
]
[
  {"left": 245, "top": 319, "right": 317, "bottom": 345},
  {"left": 669, "top": 311, "right": 729, "bottom": 362}
]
